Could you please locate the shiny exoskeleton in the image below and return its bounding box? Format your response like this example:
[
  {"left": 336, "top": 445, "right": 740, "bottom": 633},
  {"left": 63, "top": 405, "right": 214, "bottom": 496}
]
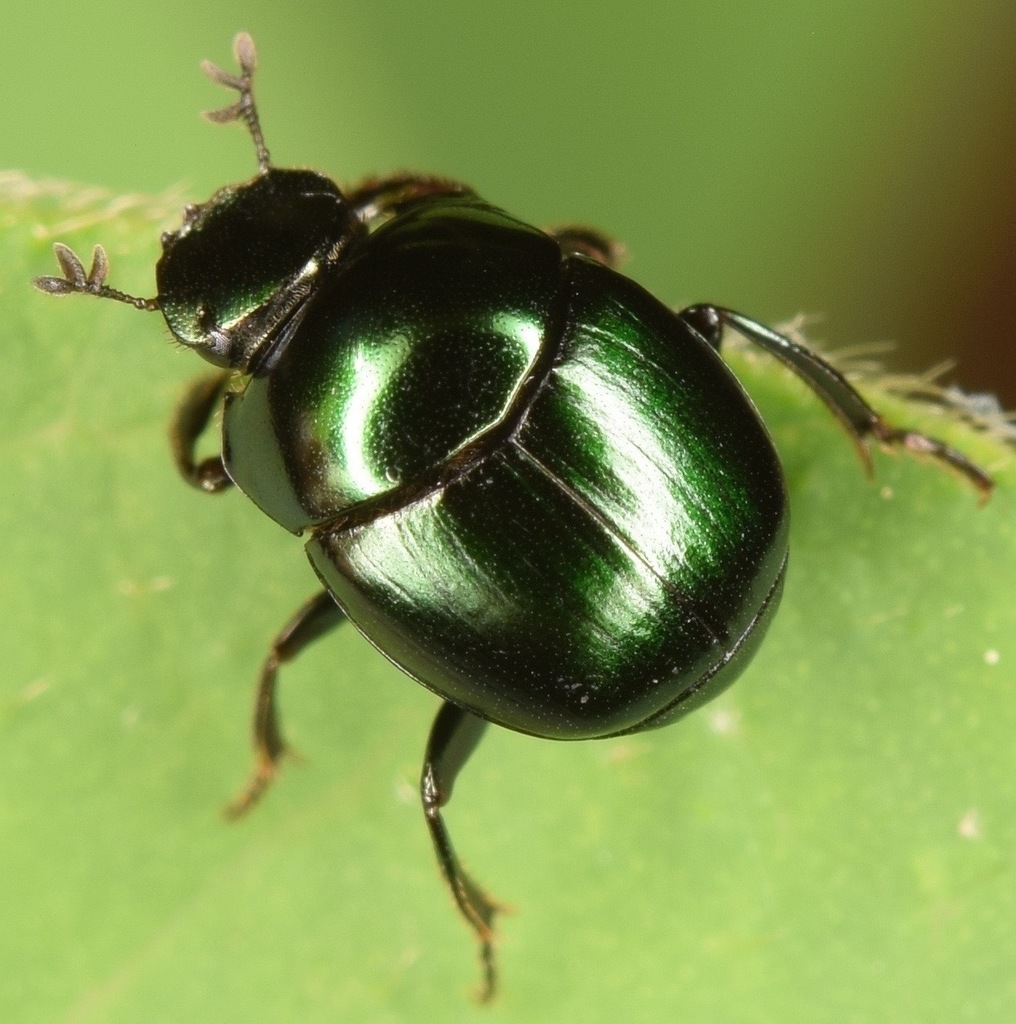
[{"left": 35, "top": 33, "right": 993, "bottom": 1001}]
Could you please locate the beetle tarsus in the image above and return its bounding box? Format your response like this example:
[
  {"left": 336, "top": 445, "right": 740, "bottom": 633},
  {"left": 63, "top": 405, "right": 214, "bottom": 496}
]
[
  {"left": 476, "top": 931, "right": 498, "bottom": 1005},
  {"left": 224, "top": 753, "right": 285, "bottom": 819},
  {"left": 868, "top": 416, "right": 994, "bottom": 505},
  {"left": 422, "top": 702, "right": 507, "bottom": 1002},
  {"left": 696, "top": 305, "right": 994, "bottom": 504},
  {"left": 423, "top": 781, "right": 504, "bottom": 1003},
  {"left": 225, "top": 592, "right": 346, "bottom": 817}
]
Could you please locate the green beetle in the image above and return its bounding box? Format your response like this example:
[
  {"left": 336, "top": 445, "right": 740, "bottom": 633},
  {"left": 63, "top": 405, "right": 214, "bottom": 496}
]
[{"left": 35, "top": 33, "right": 992, "bottom": 1000}]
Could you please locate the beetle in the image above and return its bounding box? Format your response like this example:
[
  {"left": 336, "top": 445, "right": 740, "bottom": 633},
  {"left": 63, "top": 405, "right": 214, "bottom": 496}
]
[{"left": 35, "top": 32, "right": 992, "bottom": 1000}]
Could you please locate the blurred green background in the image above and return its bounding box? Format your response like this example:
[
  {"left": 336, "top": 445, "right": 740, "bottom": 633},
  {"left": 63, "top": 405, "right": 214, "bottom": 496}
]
[
  {"left": 4, "top": 0, "right": 1015, "bottom": 401},
  {"left": 4, "top": 3, "right": 1016, "bottom": 1023}
]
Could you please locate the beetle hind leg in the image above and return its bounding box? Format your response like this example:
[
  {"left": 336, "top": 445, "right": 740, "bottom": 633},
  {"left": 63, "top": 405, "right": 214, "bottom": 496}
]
[
  {"left": 681, "top": 304, "right": 994, "bottom": 502},
  {"left": 422, "top": 701, "right": 507, "bottom": 1002},
  {"left": 225, "top": 590, "right": 345, "bottom": 818}
]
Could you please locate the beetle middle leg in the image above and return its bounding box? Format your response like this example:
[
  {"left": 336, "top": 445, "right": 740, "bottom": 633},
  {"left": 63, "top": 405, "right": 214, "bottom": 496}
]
[
  {"left": 170, "top": 370, "right": 234, "bottom": 493},
  {"left": 226, "top": 590, "right": 346, "bottom": 818},
  {"left": 680, "top": 303, "right": 994, "bottom": 501},
  {"left": 422, "top": 701, "right": 506, "bottom": 1002}
]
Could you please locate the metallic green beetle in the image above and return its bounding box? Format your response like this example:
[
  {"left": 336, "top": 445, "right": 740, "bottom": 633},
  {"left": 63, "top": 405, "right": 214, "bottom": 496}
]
[{"left": 35, "top": 33, "right": 992, "bottom": 1000}]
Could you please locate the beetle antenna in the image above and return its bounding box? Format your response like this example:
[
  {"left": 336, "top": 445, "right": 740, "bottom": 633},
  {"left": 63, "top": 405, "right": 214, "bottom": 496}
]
[
  {"left": 202, "top": 31, "right": 271, "bottom": 173},
  {"left": 33, "top": 243, "right": 160, "bottom": 311}
]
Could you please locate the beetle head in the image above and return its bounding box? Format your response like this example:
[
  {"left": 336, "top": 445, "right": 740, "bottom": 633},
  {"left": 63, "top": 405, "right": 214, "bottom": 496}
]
[
  {"left": 156, "top": 168, "right": 361, "bottom": 370},
  {"left": 155, "top": 33, "right": 365, "bottom": 370},
  {"left": 34, "top": 32, "right": 364, "bottom": 373}
]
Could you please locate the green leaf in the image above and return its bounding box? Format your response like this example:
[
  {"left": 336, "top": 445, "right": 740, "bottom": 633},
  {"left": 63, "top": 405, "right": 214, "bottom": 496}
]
[{"left": 3, "top": 174, "right": 1014, "bottom": 1023}]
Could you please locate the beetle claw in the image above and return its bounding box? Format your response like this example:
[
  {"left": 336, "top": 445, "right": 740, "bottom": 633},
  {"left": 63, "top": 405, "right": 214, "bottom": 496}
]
[{"left": 223, "top": 747, "right": 295, "bottom": 819}]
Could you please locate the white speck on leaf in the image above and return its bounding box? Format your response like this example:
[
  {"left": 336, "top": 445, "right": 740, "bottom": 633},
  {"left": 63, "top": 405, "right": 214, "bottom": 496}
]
[
  {"left": 708, "top": 707, "right": 741, "bottom": 736},
  {"left": 958, "top": 808, "right": 982, "bottom": 840}
]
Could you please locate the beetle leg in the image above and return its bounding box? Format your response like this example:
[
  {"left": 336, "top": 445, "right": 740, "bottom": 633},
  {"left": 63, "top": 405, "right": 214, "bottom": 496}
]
[
  {"left": 170, "top": 371, "right": 235, "bottom": 493},
  {"left": 422, "top": 701, "right": 505, "bottom": 1003},
  {"left": 225, "top": 590, "right": 346, "bottom": 818},
  {"left": 345, "top": 174, "right": 475, "bottom": 224},
  {"left": 681, "top": 304, "right": 994, "bottom": 502},
  {"left": 548, "top": 225, "right": 626, "bottom": 269}
]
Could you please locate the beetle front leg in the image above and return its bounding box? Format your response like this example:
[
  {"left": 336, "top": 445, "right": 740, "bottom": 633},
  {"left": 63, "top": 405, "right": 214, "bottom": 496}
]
[
  {"left": 422, "top": 701, "right": 506, "bottom": 1003},
  {"left": 681, "top": 304, "right": 994, "bottom": 501},
  {"left": 547, "top": 225, "right": 626, "bottom": 269},
  {"left": 226, "top": 590, "right": 346, "bottom": 818},
  {"left": 345, "top": 174, "right": 475, "bottom": 223},
  {"left": 170, "top": 371, "right": 234, "bottom": 493}
]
